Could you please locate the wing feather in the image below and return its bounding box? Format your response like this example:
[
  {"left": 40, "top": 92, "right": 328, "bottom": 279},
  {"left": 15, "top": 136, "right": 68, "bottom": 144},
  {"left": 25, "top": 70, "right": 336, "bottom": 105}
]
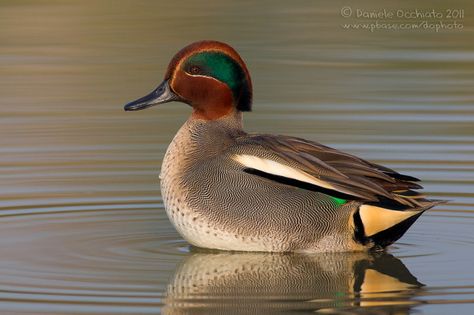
[{"left": 230, "top": 134, "right": 436, "bottom": 209}]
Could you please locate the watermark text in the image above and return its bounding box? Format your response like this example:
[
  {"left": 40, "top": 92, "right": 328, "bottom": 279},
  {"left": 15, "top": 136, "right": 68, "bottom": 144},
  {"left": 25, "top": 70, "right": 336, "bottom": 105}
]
[{"left": 340, "top": 7, "right": 465, "bottom": 32}]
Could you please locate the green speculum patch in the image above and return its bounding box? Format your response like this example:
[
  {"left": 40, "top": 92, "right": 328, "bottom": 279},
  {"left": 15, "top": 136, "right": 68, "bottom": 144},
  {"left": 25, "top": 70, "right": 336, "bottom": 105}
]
[
  {"left": 331, "top": 196, "right": 347, "bottom": 206},
  {"left": 184, "top": 51, "right": 251, "bottom": 111}
]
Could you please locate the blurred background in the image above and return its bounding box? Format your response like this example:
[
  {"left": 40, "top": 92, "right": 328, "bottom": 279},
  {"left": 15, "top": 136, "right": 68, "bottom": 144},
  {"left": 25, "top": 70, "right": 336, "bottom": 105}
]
[{"left": 0, "top": 1, "right": 473, "bottom": 314}]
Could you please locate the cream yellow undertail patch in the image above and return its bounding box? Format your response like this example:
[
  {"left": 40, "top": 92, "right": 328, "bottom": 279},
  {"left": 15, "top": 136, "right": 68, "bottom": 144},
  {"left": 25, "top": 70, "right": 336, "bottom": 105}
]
[
  {"left": 360, "top": 269, "right": 416, "bottom": 306},
  {"left": 359, "top": 205, "right": 420, "bottom": 237},
  {"left": 232, "top": 154, "right": 337, "bottom": 191}
]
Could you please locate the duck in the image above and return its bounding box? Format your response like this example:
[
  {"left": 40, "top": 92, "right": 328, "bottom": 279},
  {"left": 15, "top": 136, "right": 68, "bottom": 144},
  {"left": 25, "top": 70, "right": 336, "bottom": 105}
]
[{"left": 124, "top": 40, "right": 443, "bottom": 253}]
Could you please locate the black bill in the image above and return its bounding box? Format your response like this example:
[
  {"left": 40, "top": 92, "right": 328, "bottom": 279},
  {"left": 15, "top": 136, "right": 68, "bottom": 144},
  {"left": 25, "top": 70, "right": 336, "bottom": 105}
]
[{"left": 124, "top": 80, "right": 180, "bottom": 111}]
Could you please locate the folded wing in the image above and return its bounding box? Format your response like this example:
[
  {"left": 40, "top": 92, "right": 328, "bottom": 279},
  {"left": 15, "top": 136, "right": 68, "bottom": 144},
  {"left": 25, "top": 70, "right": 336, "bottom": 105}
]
[{"left": 231, "top": 134, "right": 436, "bottom": 209}]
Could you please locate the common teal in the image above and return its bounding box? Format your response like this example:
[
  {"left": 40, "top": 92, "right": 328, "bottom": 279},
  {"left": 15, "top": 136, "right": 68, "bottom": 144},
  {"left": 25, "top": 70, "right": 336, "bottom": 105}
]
[{"left": 124, "top": 40, "right": 442, "bottom": 252}]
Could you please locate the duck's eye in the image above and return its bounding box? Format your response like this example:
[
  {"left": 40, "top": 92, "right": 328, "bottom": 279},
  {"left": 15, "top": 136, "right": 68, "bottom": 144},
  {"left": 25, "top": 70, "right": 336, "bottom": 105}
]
[{"left": 189, "top": 65, "right": 202, "bottom": 75}]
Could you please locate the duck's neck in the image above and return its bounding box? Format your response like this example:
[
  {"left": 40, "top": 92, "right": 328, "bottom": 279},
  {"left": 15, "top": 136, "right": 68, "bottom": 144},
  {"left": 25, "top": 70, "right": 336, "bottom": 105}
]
[
  {"left": 188, "top": 110, "right": 244, "bottom": 134},
  {"left": 191, "top": 99, "right": 234, "bottom": 121},
  {"left": 163, "top": 110, "right": 245, "bottom": 169},
  {"left": 186, "top": 110, "right": 245, "bottom": 151}
]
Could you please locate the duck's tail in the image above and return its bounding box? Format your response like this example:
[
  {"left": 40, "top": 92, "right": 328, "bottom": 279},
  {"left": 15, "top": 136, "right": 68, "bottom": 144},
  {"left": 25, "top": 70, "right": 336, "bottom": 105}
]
[{"left": 353, "top": 199, "right": 446, "bottom": 249}]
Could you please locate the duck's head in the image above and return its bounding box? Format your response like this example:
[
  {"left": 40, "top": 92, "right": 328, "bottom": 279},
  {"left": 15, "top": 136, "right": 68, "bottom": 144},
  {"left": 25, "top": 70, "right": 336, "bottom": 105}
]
[{"left": 124, "top": 40, "right": 252, "bottom": 120}]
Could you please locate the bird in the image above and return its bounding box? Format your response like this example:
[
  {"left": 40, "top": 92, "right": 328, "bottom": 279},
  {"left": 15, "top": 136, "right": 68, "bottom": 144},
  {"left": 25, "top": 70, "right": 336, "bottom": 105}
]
[{"left": 124, "top": 40, "right": 443, "bottom": 253}]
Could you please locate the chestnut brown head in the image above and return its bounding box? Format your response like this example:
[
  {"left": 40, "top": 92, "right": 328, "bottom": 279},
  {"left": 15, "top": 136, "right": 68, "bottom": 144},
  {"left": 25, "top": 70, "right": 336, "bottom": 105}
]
[{"left": 124, "top": 41, "right": 252, "bottom": 120}]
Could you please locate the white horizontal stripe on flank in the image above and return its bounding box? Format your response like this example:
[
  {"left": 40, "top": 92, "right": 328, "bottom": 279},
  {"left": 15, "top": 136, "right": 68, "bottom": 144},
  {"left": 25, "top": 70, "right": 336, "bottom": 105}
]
[{"left": 232, "top": 154, "right": 337, "bottom": 191}]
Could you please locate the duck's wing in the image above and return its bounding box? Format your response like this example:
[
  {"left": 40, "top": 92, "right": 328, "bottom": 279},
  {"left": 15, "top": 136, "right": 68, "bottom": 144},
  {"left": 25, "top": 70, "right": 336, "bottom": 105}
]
[
  {"left": 230, "top": 134, "right": 440, "bottom": 210},
  {"left": 229, "top": 134, "right": 445, "bottom": 247}
]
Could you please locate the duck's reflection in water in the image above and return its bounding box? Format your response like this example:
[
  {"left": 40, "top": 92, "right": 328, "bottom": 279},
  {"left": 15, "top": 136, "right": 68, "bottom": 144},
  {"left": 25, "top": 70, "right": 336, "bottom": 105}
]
[{"left": 163, "top": 249, "right": 423, "bottom": 315}]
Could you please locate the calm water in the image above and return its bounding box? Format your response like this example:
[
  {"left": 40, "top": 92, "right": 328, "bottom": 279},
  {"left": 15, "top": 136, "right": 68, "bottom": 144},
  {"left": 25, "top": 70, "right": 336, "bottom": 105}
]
[{"left": 1, "top": 1, "right": 474, "bottom": 314}]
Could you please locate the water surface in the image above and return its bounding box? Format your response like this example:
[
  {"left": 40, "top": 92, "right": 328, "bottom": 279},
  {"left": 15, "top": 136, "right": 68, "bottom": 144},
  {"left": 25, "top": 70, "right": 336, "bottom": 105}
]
[{"left": 1, "top": 1, "right": 474, "bottom": 314}]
